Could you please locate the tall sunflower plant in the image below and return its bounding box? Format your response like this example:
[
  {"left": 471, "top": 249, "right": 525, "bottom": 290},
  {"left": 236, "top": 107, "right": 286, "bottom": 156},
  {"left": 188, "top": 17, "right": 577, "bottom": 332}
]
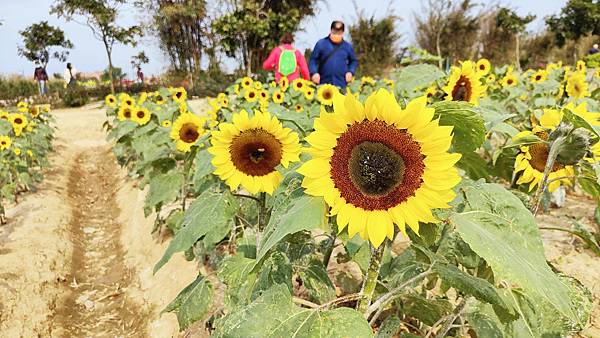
[
  {"left": 0, "top": 102, "right": 55, "bottom": 224},
  {"left": 106, "top": 66, "right": 594, "bottom": 336}
]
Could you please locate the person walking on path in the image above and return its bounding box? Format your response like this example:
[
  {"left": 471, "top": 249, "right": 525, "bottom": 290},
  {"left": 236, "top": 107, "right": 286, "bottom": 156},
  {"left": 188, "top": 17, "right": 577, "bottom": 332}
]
[
  {"left": 262, "top": 32, "right": 310, "bottom": 83},
  {"left": 63, "top": 62, "right": 77, "bottom": 88},
  {"left": 590, "top": 43, "right": 599, "bottom": 55},
  {"left": 308, "top": 21, "right": 358, "bottom": 89},
  {"left": 136, "top": 66, "right": 145, "bottom": 84},
  {"left": 33, "top": 63, "right": 49, "bottom": 96}
]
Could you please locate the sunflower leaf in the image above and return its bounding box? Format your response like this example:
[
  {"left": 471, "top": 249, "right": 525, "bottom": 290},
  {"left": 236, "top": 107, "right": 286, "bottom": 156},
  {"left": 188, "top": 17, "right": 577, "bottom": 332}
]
[
  {"left": 212, "top": 284, "right": 373, "bottom": 338},
  {"left": 432, "top": 101, "right": 486, "bottom": 154},
  {"left": 450, "top": 181, "right": 579, "bottom": 323},
  {"left": 392, "top": 64, "right": 445, "bottom": 94},
  {"left": 143, "top": 171, "right": 184, "bottom": 217},
  {"left": 162, "top": 275, "right": 213, "bottom": 331}
]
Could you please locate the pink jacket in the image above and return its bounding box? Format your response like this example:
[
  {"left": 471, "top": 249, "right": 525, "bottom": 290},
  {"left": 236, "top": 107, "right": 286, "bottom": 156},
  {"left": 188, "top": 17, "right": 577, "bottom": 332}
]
[{"left": 262, "top": 44, "right": 310, "bottom": 82}]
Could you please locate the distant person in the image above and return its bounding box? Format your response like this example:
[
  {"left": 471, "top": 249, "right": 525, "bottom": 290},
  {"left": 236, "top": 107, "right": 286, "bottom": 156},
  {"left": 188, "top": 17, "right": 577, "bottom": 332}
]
[
  {"left": 308, "top": 21, "right": 358, "bottom": 89},
  {"left": 136, "top": 66, "right": 144, "bottom": 84},
  {"left": 33, "top": 62, "right": 48, "bottom": 96},
  {"left": 590, "top": 43, "right": 599, "bottom": 55},
  {"left": 64, "top": 62, "right": 77, "bottom": 87},
  {"left": 262, "top": 32, "right": 309, "bottom": 83}
]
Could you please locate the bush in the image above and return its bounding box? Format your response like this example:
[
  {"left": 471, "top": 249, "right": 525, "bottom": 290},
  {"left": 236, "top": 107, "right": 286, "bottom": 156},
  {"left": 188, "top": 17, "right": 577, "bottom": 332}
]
[
  {"left": 62, "top": 86, "right": 90, "bottom": 107},
  {"left": 584, "top": 53, "right": 600, "bottom": 68}
]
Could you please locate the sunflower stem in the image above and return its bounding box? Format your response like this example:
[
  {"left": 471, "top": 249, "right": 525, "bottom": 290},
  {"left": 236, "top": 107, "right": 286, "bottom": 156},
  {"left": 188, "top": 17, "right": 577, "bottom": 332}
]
[
  {"left": 356, "top": 242, "right": 385, "bottom": 315},
  {"left": 531, "top": 137, "right": 565, "bottom": 216},
  {"left": 322, "top": 225, "right": 337, "bottom": 269},
  {"left": 256, "top": 192, "right": 268, "bottom": 252}
]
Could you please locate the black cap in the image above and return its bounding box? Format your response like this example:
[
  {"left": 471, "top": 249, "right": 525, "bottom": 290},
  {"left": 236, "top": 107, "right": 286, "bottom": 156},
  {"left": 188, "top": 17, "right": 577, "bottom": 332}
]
[{"left": 331, "top": 21, "right": 345, "bottom": 32}]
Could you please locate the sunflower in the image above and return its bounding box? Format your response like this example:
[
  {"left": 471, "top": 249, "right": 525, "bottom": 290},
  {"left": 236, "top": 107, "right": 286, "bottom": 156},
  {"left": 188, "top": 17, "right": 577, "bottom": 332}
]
[
  {"left": 317, "top": 84, "right": 339, "bottom": 106},
  {"left": 170, "top": 113, "right": 206, "bottom": 152},
  {"left": 161, "top": 120, "right": 172, "bottom": 128},
  {"left": 244, "top": 88, "right": 259, "bottom": 103},
  {"left": 117, "top": 105, "right": 133, "bottom": 121},
  {"left": 531, "top": 70, "right": 548, "bottom": 84},
  {"left": 27, "top": 150, "right": 33, "bottom": 157},
  {"left": 258, "top": 90, "right": 269, "bottom": 102},
  {"left": 13, "top": 148, "right": 21, "bottom": 156},
  {"left": 360, "top": 76, "right": 376, "bottom": 86},
  {"left": 132, "top": 107, "right": 151, "bottom": 125},
  {"left": 0, "top": 136, "right": 11, "bottom": 150},
  {"left": 442, "top": 61, "right": 486, "bottom": 104},
  {"left": 295, "top": 104, "right": 304, "bottom": 113},
  {"left": 292, "top": 79, "right": 306, "bottom": 92},
  {"left": 10, "top": 113, "right": 27, "bottom": 136},
  {"left": 298, "top": 89, "right": 461, "bottom": 247},
  {"left": 280, "top": 77, "right": 290, "bottom": 92},
  {"left": 154, "top": 94, "right": 166, "bottom": 105},
  {"left": 425, "top": 86, "right": 436, "bottom": 100},
  {"left": 172, "top": 87, "right": 187, "bottom": 103},
  {"left": 476, "top": 59, "right": 491, "bottom": 75},
  {"left": 270, "top": 81, "right": 277, "bottom": 88},
  {"left": 273, "top": 90, "right": 285, "bottom": 104},
  {"left": 28, "top": 105, "right": 40, "bottom": 118},
  {"left": 500, "top": 73, "right": 518, "bottom": 88},
  {"left": 304, "top": 88, "right": 315, "bottom": 101},
  {"left": 384, "top": 78, "right": 395, "bottom": 88},
  {"left": 105, "top": 94, "right": 117, "bottom": 107},
  {"left": 514, "top": 109, "right": 574, "bottom": 192},
  {"left": 565, "top": 72, "right": 590, "bottom": 99},
  {"left": 17, "top": 102, "right": 28, "bottom": 112},
  {"left": 0, "top": 111, "right": 9, "bottom": 121},
  {"left": 486, "top": 74, "right": 496, "bottom": 83},
  {"left": 220, "top": 97, "right": 229, "bottom": 107},
  {"left": 208, "top": 110, "right": 301, "bottom": 195},
  {"left": 120, "top": 94, "right": 135, "bottom": 107},
  {"left": 254, "top": 81, "right": 263, "bottom": 90},
  {"left": 576, "top": 60, "right": 586, "bottom": 74},
  {"left": 241, "top": 77, "right": 253, "bottom": 89}
]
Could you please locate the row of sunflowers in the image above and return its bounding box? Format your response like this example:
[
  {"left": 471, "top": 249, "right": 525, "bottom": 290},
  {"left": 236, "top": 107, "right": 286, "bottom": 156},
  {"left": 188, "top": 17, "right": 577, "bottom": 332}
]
[
  {"left": 0, "top": 102, "right": 55, "bottom": 224},
  {"left": 103, "top": 58, "right": 599, "bottom": 337}
]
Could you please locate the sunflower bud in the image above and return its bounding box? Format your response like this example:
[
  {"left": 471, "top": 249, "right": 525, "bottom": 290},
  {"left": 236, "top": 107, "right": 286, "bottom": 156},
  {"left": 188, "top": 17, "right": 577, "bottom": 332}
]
[{"left": 549, "top": 123, "right": 591, "bottom": 166}]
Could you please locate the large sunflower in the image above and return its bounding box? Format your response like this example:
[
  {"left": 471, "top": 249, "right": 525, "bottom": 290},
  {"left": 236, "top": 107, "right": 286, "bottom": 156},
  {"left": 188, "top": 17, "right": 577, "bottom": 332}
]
[
  {"left": 514, "top": 109, "right": 575, "bottom": 192},
  {"left": 0, "top": 135, "right": 11, "bottom": 150},
  {"left": 208, "top": 110, "right": 301, "bottom": 195},
  {"left": 298, "top": 89, "right": 461, "bottom": 247},
  {"left": 170, "top": 113, "right": 206, "bottom": 152},
  {"left": 317, "top": 84, "right": 339, "bottom": 106},
  {"left": 442, "top": 61, "right": 486, "bottom": 104},
  {"left": 565, "top": 72, "right": 590, "bottom": 99}
]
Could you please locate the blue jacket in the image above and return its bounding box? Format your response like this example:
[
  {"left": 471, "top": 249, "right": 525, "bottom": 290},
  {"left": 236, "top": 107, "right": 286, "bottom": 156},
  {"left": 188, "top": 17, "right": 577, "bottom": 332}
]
[{"left": 309, "top": 36, "right": 358, "bottom": 88}]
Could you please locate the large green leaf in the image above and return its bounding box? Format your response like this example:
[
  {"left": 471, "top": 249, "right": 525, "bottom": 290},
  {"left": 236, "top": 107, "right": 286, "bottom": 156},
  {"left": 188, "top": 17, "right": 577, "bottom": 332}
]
[
  {"left": 432, "top": 101, "right": 486, "bottom": 154},
  {"left": 393, "top": 64, "right": 444, "bottom": 93},
  {"left": 154, "top": 190, "right": 237, "bottom": 273},
  {"left": 255, "top": 195, "right": 325, "bottom": 265},
  {"left": 143, "top": 171, "right": 184, "bottom": 216},
  {"left": 450, "top": 181, "right": 577, "bottom": 322},
  {"left": 296, "top": 258, "right": 336, "bottom": 304},
  {"left": 212, "top": 284, "right": 373, "bottom": 338},
  {"left": 456, "top": 151, "right": 491, "bottom": 181},
  {"left": 162, "top": 275, "right": 213, "bottom": 331}
]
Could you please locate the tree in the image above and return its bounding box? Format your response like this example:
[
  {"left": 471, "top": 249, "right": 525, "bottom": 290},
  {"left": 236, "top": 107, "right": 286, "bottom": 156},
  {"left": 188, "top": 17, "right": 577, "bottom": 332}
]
[
  {"left": 51, "top": 0, "right": 143, "bottom": 94},
  {"left": 414, "top": 0, "right": 480, "bottom": 68},
  {"left": 130, "top": 51, "right": 149, "bottom": 69},
  {"left": 212, "top": 0, "right": 318, "bottom": 74},
  {"left": 349, "top": 9, "right": 400, "bottom": 76},
  {"left": 546, "top": 0, "right": 600, "bottom": 61},
  {"left": 18, "top": 21, "right": 74, "bottom": 68},
  {"left": 496, "top": 7, "right": 535, "bottom": 70}
]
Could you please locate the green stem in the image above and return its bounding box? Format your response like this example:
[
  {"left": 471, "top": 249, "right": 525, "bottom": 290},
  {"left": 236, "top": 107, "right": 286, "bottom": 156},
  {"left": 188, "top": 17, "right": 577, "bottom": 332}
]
[
  {"left": 256, "top": 192, "right": 267, "bottom": 252},
  {"left": 322, "top": 229, "right": 337, "bottom": 269},
  {"left": 356, "top": 243, "right": 385, "bottom": 314},
  {"left": 531, "top": 137, "right": 565, "bottom": 216}
]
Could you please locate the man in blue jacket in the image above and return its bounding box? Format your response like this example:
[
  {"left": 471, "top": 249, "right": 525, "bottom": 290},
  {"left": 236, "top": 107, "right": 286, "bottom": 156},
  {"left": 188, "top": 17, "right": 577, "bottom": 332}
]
[{"left": 309, "top": 21, "right": 358, "bottom": 89}]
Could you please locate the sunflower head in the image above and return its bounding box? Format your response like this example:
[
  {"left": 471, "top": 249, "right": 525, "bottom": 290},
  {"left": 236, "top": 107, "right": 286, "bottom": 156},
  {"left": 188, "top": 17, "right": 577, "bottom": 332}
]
[
  {"left": 304, "top": 88, "right": 315, "bottom": 101},
  {"left": 443, "top": 61, "right": 486, "bottom": 104},
  {"left": 170, "top": 113, "right": 206, "bottom": 152},
  {"left": 208, "top": 110, "right": 301, "bottom": 195},
  {"left": 13, "top": 148, "right": 21, "bottom": 156},
  {"left": 28, "top": 106, "right": 40, "bottom": 118},
  {"left": 576, "top": 60, "right": 586, "bottom": 74},
  {"left": 138, "top": 92, "right": 148, "bottom": 104},
  {"left": 501, "top": 73, "right": 518, "bottom": 88},
  {"left": 531, "top": 70, "right": 548, "bottom": 84},
  {"left": 254, "top": 81, "right": 264, "bottom": 90},
  {"left": 298, "top": 89, "right": 461, "bottom": 247},
  {"left": 244, "top": 89, "right": 259, "bottom": 102},
  {"left": 476, "top": 59, "right": 491, "bottom": 75},
  {"left": 173, "top": 87, "right": 187, "bottom": 103},
  {"left": 105, "top": 94, "right": 117, "bottom": 107},
  {"left": 317, "top": 84, "right": 339, "bottom": 106},
  {"left": 241, "top": 77, "right": 253, "bottom": 89},
  {"left": 0, "top": 135, "right": 11, "bottom": 150},
  {"left": 280, "top": 77, "right": 290, "bottom": 91},
  {"left": 133, "top": 107, "right": 151, "bottom": 125},
  {"left": 0, "top": 111, "right": 9, "bottom": 120},
  {"left": 117, "top": 106, "right": 133, "bottom": 121},
  {"left": 425, "top": 86, "right": 436, "bottom": 100},
  {"left": 273, "top": 90, "right": 284, "bottom": 104},
  {"left": 295, "top": 104, "right": 304, "bottom": 113},
  {"left": 162, "top": 120, "right": 172, "bottom": 128},
  {"left": 155, "top": 94, "right": 166, "bottom": 105},
  {"left": 565, "top": 72, "right": 590, "bottom": 99},
  {"left": 10, "top": 113, "right": 28, "bottom": 135},
  {"left": 259, "top": 90, "right": 269, "bottom": 101}
]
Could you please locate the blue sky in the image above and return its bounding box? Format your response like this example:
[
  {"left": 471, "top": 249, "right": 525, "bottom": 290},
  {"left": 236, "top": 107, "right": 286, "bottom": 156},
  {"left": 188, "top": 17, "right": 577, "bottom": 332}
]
[{"left": 0, "top": 0, "right": 567, "bottom": 78}]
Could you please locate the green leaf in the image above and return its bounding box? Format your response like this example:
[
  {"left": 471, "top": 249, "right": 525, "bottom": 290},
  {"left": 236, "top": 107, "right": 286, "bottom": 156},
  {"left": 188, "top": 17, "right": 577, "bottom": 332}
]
[
  {"left": 450, "top": 181, "right": 577, "bottom": 322},
  {"left": 393, "top": 64, "right": 444, "bottom": 93},
  {"left": 255, "top": 196, "right": 325, "bottom": 266},
  {"left": 432, "top": 101, "right": 486, "bottom": 154},
  {"left": 143, "top": 171, "right": 184, "bottom": 216},
  {"left": 107, "top": 120, "right": 138, "bottom": 141},
  {"left": 163, "top": 275, "right": 213, "bottom": 331},
  {"left": 193, "top": 149, "right": 215, "bottom": 184},
  {"left": 297, "top": 258, "right": 336, "bottom": 304},
  {"left": 375, "top": 315, "right": 400, "bottom": 338},
  {"left": 212, "top": 284, "right": 373, "bottom": 338},
  {"left": 154, "top": 190, "right": 237, "bottom": 273},
  {"left": 457, "top": 151, "right": 491, "bottom": 181},
  {"left": 563, "top": 107, "right": 600, "bottom": 141},
  {"left": 402, "top": 294, "right": 452, "bottom": 326}
]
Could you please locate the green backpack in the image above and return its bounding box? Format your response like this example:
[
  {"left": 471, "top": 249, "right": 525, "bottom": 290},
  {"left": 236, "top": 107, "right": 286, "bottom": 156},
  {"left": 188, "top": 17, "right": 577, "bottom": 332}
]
[{"left": 278, "top": 47, "right": 297, "bottom": 77}]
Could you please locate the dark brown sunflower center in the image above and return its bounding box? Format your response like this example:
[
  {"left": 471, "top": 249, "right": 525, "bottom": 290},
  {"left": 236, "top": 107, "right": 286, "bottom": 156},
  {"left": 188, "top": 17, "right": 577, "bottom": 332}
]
[
  {"left": 179, "top": 123, "right": 200, "bottom": 143},
  {"left": 176, "top": 92, "right": 183, "bottom": 99},
  {"left": 137, "top": 111, "right": 145, "bottom": 118},
  {"left": 297, "top": 83, "right": 303, "bottom": 89},
  {"left": 1, "top": 141, "right": 6, "bottom": 145},
  {"left": 249, "top": 92, "right": 255, "bottom": 98},
  {"left": 451, "top": 76, "right": 471, "bottom": 102},
  {"left": 126, "top": 100, "right": 132, "bottom": 105},
  {"left": 124, "top": 109, "right": 132, "bottom": 118},
  {"left": 528, "top": 143, "right": 564, "bottom": 172},
  {"left": 479, "top": 64, "right": 485, "bottom": 70},
  {"left": 330, "top": 120, "right": 425, "bottom": 210},
  {"left": 323, "top": 90, "right": 332, "bottom": 100},
  {"left": 507, "top": 79, "right": 513, "bottom": 85},
  {"left": 14, "top": 118, "right": 23, "bottom": 124},
  {"left": 0, "top": 116, "right": 7, "bottom": 120},
  {"left": 535, "top": 75, "right": 542, "bottom": 81},
  {"left": 229, "top": 128, "right": 283, "bottom": 176}
]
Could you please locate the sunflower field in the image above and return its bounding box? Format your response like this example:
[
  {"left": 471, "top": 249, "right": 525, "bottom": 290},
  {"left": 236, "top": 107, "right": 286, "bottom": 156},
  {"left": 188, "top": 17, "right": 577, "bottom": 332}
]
[
  {"left": 0, "top": 103, "right": 55, "bottom": 224},
  {"left": 104, "top": 59, "right": 600, "bottom": 337}
]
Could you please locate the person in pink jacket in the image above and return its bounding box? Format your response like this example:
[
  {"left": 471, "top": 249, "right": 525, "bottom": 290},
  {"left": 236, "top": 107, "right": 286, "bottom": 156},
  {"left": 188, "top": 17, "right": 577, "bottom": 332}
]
[{"left": 263, "top": 32, "right": 310, "bottom": 83}]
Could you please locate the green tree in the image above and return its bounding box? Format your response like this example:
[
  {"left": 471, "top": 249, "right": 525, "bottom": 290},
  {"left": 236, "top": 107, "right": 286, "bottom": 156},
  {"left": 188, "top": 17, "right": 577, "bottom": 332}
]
[
  {"left": 18, "top": 21, "right": 74, "bottom": 68},
  {"left": 496, "top": 7, "right": 535, "bottom": 70},
  {"left": 212, "top": 0, "right": 318, "bottom": 74},
  {"left": 546, "top": 0, "right": 600, "bottom": 61},
  {"left": 349, "top": 10, "right": 400, "bottom": 76},
  {"left": 130, "top": 51, "right": 149, "bottom": 69},
  {"left": 51, "top": 0, "right": 143, "bottom": 94}
]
